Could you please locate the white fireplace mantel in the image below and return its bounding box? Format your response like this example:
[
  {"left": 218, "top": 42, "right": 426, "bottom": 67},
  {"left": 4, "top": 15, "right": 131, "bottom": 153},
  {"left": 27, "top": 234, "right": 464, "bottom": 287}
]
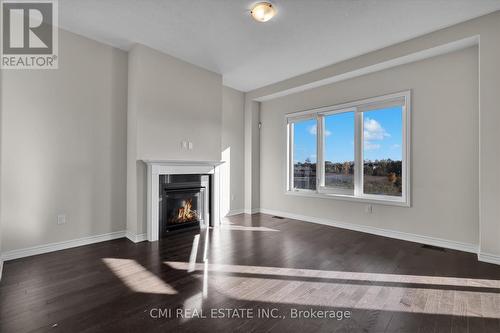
[{"left": 144, "top": 160, "right": 224, "bottom": 242}]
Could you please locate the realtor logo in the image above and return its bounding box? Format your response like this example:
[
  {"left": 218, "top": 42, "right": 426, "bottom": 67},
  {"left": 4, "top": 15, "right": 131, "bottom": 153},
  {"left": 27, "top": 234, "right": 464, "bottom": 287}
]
[{"left": 1, "top": 0, "right": 58, "bottom": 69}]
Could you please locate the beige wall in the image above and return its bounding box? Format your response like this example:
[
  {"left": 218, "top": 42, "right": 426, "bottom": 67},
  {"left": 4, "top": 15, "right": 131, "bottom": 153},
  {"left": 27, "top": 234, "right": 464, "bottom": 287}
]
[
  {"left": 260, "top": 47, "right": 479, "bottom": 246},
  {"left": 222, "top": 86, "right": 245, "bottom": 214},
  {"left": 127, "top": 44, "right": 224, "bottom": 236},
  {"left": 0, "top": 29, "right": 128, "bottom": 251},
  {"left": 131, "top": 45, "right": 223, "bottom": 161}
]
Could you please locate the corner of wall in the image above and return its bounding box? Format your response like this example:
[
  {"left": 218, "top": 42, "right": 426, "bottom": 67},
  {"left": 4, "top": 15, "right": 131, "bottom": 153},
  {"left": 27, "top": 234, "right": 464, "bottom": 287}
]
[
  {"left": 126, "top": 45, "right": 139, "bottom": 238},
  {"left": 221, "top": 86, "right": 246, "bottom": 214},
  {"left": 244, "top": 98, "right": 261, "bottom": 212}
]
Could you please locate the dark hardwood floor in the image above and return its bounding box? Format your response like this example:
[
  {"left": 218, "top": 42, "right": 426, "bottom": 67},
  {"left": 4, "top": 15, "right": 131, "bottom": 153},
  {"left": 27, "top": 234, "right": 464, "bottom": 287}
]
[{"left": 1, "top": 213, "right": 500, "bottom": 332}]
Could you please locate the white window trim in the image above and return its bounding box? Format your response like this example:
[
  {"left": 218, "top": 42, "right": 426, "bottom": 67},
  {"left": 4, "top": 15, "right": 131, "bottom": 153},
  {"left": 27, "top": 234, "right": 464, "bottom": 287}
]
[{"left": 285, "top": 90, "right": 411, "bottom": 207}]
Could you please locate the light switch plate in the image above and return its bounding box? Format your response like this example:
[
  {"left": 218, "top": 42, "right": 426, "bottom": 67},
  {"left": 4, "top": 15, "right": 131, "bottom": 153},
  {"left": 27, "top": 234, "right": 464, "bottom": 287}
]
[{"left": 57, "top": 214, "right": 66, "bottom": 225}]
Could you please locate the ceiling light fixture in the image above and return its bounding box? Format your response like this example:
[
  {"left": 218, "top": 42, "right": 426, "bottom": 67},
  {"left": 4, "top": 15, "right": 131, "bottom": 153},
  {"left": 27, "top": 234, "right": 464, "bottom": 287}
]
[{"left": 250, "top": 2, "right": 276, "bottom": 23}]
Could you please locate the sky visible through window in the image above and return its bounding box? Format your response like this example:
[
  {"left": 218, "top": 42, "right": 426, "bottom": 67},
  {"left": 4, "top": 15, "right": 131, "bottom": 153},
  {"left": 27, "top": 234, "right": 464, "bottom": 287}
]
[
  {"left": 293, "top": 119, "right": 317, "bottom": 163},
  {"left": 293, "top": 106, "right": 402, "bottom": 163}
]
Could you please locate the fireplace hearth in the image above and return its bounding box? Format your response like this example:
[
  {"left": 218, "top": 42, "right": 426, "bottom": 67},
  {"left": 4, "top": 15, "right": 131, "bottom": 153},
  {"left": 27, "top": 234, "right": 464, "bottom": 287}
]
[{"left": 159, "top": 174, "right": 210, "bottom": 237}]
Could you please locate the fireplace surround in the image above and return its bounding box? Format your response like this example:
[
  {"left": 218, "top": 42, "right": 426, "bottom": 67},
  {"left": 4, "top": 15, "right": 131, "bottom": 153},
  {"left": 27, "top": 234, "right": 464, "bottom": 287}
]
[{"left": 144, "top": 160, "right": 223, "bottom": 241}]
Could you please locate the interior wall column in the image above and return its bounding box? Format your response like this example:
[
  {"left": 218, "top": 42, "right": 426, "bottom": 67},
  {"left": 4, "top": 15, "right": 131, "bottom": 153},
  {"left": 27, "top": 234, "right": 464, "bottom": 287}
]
[
  {"left": 126, "top": 46, "right": 139, "bottom": 238},
  {"left": 478, "top": 15, "right": 500, "bottom": 261},
  {"left": 244, "top": 97, "right": 260, "bottom": 213}
]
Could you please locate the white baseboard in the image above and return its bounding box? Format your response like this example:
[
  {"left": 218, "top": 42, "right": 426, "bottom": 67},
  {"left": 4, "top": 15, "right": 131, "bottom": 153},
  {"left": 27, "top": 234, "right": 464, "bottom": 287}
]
[
  {"left": 0, "top": 259, "right": 3, "bottom": 282},
  {"left": 478, "top": 252, "right": 500, "bottom": 265},
  {"left": 244, "top": 208, "right": 260, "bottom": 215},
  {"left": 259, "top": 208, "right": 479, "bottom": 254},
  {"left": 126, "top": 231, "right": 147, "bottom": 243},
  {"left": 225, "top": 209, "right": 245, "bottom": 216},
  {"left": 1, "top": 231, "right": 127, "bottom": 262}
]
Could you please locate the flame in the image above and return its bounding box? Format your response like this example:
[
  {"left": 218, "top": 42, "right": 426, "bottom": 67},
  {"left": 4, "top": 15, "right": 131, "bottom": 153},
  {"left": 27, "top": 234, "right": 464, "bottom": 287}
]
[{"left": 173, "top": 199, "right": 199, "bottom": 224}]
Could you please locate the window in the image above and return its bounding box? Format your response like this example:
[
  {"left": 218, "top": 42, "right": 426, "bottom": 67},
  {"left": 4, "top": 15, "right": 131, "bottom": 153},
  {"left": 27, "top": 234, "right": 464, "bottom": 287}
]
[
  {"left": 363, "top": 106, "right": 403, "bottom": 197},
  {"left": 286, "top": 91, "right": 410, "bottom": 206},
  {"left": 289, "top": 118, "right": 317, "bottom": 190},
  {"left": 321, "top": 111, "right": 355, "bottom": 194}
]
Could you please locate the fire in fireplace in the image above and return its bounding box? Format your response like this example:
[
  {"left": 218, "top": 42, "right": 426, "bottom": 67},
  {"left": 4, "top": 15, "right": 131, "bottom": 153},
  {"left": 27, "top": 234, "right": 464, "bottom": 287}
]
[
  {"left": 159, "top": 174, "right": 210, "bottom": 237},
  {"left": 170, "top": 198, "right": 198, "bottom": 224}
]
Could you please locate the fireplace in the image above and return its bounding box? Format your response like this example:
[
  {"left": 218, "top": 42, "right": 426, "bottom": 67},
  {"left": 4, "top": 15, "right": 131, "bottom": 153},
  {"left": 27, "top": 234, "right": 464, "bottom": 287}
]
[
  {"left": 159, "top": 174, "right": 210, "bottom": 237},
  {"left": 145, "top": 160, "right": 223, "bottom": 242}
]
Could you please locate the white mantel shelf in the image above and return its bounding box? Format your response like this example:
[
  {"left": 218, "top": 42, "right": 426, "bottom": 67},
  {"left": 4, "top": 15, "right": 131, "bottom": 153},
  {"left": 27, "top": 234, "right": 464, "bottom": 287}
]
[
  {"left": 143, "top": 160, "right": 225, "bottom": 166},
  {"left": 144, "top": 160, "right": 224, "bottom": 242}
]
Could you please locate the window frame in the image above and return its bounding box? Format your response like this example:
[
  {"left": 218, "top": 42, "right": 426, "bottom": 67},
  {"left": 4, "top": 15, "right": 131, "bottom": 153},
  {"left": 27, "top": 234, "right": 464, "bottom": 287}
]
[{"left": 285, "top": 90, "right": 411, "bottom": 207}]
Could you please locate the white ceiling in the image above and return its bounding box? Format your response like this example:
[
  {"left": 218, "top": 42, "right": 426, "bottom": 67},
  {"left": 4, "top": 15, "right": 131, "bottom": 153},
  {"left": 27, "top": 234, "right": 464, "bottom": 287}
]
[{"left": 59, "top": 0, "right": 500, "bottom": 92}]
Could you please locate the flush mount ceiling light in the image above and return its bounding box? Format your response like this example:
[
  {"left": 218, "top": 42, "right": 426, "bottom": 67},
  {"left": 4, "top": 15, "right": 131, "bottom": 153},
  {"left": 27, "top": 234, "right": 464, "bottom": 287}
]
[{"left": 250, "top": 2, "right": 276, "bottom": 23}]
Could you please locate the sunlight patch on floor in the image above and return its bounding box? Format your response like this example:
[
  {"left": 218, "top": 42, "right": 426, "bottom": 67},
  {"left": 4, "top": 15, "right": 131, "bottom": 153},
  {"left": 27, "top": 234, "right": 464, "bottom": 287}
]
[
  {"left": 103, "top": 258, "right": 177, "bottom": 295},
  {"left": 203, "top": 229, "right": 209, "bottom": 298},
  {"left": 165, "top": 261, "right": 500, "bottom": 319},
  {"left": 188, "top": 234, "right": 200, "bottom": 272},
  {"left": 166, "top": 261, "right": 500, "bottom": 289}
]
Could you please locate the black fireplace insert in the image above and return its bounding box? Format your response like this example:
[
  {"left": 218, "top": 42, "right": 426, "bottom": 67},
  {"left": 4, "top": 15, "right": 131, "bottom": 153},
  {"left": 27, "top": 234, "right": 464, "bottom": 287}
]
[{"left": 159, "top": 174, "right": 210, "bottom": 237}]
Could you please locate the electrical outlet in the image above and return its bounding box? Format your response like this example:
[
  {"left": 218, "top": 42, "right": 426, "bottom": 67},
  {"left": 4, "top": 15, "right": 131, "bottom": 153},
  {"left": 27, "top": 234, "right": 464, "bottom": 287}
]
[{"left": 57, "top": 214, "right": 66, "bottom": 225}]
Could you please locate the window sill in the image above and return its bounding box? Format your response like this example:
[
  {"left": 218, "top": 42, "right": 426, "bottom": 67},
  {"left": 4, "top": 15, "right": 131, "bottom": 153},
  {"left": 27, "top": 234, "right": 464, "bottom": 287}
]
[{"left": 285, "top": 190, "right": 410, "bottom": 207}]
